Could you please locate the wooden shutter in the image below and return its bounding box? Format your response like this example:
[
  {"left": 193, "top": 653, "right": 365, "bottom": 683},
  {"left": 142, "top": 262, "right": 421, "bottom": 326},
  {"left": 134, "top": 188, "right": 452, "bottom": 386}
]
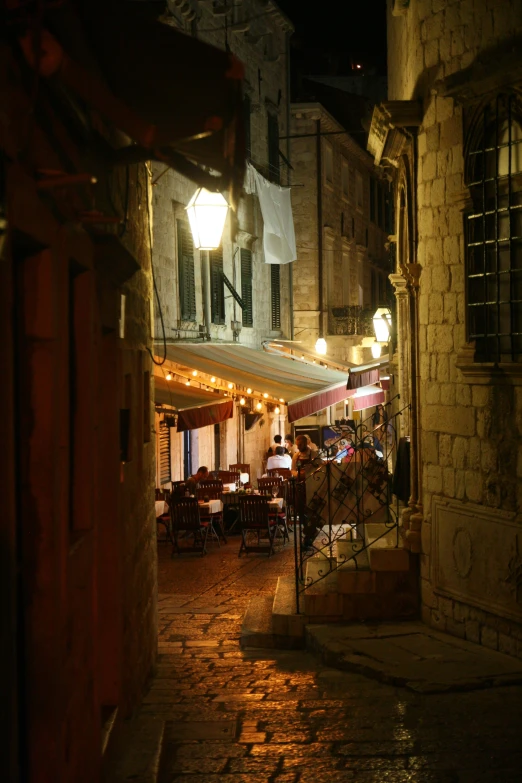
[
  {"left": 267, "top": 113, "right": 280, "bottom": 183},
  {"left": 240, "top": 249, "right": 253, "bottom": 327},
  {"left": 210, "top": 247, "right": 225, "bottom": 324},
  {"left": 270, "top": 264, "right": 281, "bottom": 329},
  {"left": 177, "top": 219, "right": 196, "bottom": 321},
  {"left": 158, "top": 420, "right": 171, "bottom": 485}
]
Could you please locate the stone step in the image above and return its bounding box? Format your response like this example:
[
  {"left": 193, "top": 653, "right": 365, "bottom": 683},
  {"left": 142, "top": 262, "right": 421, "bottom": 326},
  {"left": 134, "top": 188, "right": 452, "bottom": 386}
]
[
  {"left": 102, "top": 716, "right": 164, "bottom": 783},
  {"left": 240, "top": 590, "right": 305, "bottom": 649},
  {"left": 272, "top": 575, "right": 307, "bottom": 642},
  {"left": 369, "top": 546, "right": 411, "bottom": 571}
]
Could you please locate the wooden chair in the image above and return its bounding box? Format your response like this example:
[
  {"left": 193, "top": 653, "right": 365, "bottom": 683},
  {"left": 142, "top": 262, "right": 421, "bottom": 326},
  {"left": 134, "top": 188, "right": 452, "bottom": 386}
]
[
  {"left": 238, "top": 495, "right": 280, "bottom": 557},
  {"left": 267, "top": 467, "right": 292, "bottom": 479},
  {"left": 196, "top": 480, "right": 223, "bottom": 500},
  {"left": 196, "top": 481, "right": 226, "bottom": 545},
  {"left": 229, "top": 463, "right": 250, "bottom": 475},
  {"left": 257, "top": 476, "right": 282, "bottom": 494},
  {"left": 171, "top": 481, "right": 187, "bottom": 498},
  {"left": 218, "top": 470, "right": 241, "bottom": 485},
  {"left": 169, "top": 497, "right": 210, "bottom": 556}
]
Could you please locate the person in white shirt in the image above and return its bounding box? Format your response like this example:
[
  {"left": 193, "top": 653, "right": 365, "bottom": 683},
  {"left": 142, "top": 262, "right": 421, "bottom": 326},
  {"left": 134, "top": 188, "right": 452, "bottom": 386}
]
[{"left": 267, "top": 446, "right": 292, "bottom": 471}]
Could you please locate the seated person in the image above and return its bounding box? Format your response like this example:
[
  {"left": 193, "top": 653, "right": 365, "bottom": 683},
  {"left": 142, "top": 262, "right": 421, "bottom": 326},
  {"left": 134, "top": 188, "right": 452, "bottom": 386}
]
[
  {"left": 267, "top": 446, "right": 292, "bottom": 471},
  {"left": 185, "top": 465, "right": 209, "bottom": 495},
  {"left": 291, "top": 435, "right": 318, "bottom": 475},
  {"left": 268, "top": 433, "right": 285, "bottom": 456},
  {"left": 285, "top": 434, "right": 297, "bottom": 456}
]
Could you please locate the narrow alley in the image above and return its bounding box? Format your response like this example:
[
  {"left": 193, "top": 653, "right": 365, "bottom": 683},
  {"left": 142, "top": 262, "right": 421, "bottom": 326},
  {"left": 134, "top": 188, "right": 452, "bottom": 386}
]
[{"left": 118, "top": 540, "right": 522, "bottom": 783}]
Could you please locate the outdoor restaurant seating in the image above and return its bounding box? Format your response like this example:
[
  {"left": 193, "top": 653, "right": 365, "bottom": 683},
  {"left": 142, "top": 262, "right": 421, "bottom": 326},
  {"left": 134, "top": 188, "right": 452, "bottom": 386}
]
[
  {"left": 218, "top": 470, "right": 241, "bottom": 485},
  {"left": 169, "top": 496, "right": 210, "bottom": 556},
  {"left": 237, "top": 494, "right": 280, "bottom": 557},
  {"left": 229, "top": 463, "right": 249, "bottom": 475}
]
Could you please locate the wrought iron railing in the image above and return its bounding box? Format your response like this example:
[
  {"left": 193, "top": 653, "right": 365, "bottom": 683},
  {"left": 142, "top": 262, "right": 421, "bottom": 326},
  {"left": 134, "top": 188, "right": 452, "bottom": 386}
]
[
  {"left": 290, "top": 398, "right": 411, "bottom": 614},
  {"left": 327, "top": 306, "right": 375, "bottom": 337}
]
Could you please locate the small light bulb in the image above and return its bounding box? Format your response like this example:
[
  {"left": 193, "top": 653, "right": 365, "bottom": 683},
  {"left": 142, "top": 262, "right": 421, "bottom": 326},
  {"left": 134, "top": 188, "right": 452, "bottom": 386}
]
[
  {"left": 239, "top": 397, "right": 245, "bottom": 405},
  {"left": 279, "top": 398, "right": 284, "bottom": 403},
  {"left": 275, "top": 406, "right": 280, "bottom": 415},
  {"left": 166, "top": 372, "right": 172, "bottom": 381},
  {"left": 301, "top": 355, "right": 305, "bottom": 360},
  {"left": 192, "top": 370, "right": 197, "bottom": 377},
  {"left": 247, "top": 388, "right": 252, "bottom": 394},
  {"left": 263, "top": 393, "right": 268, "bottom": 398},
  {"left": 211, "top": 376, "right": 216, "bottom": 383},
  {"left": 185, "top": 380, "right": 190, "bottom": 386},
  {"left": 228, "top": 382, "right": 233, "bottom": 389},
  {"left": 256, "top": 401, "right": 262, "bottom": 411}
]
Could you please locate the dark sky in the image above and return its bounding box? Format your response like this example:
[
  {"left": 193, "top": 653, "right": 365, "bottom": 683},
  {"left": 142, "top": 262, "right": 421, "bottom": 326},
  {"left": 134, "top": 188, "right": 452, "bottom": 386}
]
[{"left": 277, "top": 0, "right": 387, "bottom": 76}]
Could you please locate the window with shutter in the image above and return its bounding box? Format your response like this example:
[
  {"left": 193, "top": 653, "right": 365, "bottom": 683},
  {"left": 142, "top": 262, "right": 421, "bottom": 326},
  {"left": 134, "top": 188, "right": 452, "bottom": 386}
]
[
  {"left": 267, "top": 113, "right": 280, "bottom": 184},
  {"left": 177, "top": 219, "right": 196, "bottom": 321},
  {"left": 158, "top": 420, "right": 171, "bottom": 485},
  {"left": 210, "top": 247, "right": 225, "bottom": 324},
  {"left": 240, "top": 249, "right": 253, "bottom": 327},
  {"left": 271, "top": 264, "right": 281, "bottom": 329}
]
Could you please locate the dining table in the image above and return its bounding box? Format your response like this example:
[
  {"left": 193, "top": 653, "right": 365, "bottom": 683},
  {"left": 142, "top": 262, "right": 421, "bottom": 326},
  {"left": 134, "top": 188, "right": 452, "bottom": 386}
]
[{"left": 198, "top": 499, "right": 223, "bottom": 515}]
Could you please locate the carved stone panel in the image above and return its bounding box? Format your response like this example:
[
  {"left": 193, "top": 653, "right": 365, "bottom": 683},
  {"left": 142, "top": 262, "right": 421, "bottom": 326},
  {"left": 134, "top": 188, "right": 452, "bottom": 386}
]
[{"left": 432, "top": 497, "right": 522, "bottom": 623}]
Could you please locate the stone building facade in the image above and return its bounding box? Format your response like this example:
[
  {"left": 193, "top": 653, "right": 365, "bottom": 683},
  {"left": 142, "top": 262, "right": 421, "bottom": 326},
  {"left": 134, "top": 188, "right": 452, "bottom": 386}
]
[
  {"left": 369, "top": 0, "right": 522, "bottom": 657},
  {"left": 152, "top": 0, "right": 294, "bottom": 481},
  {"left": 290, "top": 102, "right": 391, "bottom": 367}
]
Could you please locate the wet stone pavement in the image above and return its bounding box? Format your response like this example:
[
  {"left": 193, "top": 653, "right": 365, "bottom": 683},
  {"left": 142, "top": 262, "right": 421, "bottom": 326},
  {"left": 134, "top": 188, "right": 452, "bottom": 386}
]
[{"left": 146, "top": 537, "right": 522, "bottom": 783}]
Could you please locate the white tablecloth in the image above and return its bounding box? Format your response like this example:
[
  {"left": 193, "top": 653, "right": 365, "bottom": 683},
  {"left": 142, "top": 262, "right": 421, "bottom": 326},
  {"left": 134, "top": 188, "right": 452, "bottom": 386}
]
[
  {"left": 198, "top": 499, "right": 223, "bottom": 515},
  {"left": 240, "top": 473, "right": 249, "bottom": 485},
  {"left": 268, "top": 498, "right": 284, "bottom": 510},
  {"left": 155, "top": 500, "right": 168, "bottom": 518},
  {"left": 223, "top": 483, "right": 237, "bottom": 492}
]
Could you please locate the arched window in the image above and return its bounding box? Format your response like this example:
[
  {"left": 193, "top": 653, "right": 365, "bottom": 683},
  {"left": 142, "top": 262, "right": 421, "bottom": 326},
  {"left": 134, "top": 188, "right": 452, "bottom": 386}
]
[{"left": 466, "top": 94, "right": 522, "bottom": 362}]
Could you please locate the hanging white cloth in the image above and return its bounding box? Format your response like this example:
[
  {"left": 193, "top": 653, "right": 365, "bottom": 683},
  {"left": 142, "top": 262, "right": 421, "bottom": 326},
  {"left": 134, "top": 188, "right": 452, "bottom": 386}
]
[{"left": 244, "top": 162, "right": 296, "bottom": 265}]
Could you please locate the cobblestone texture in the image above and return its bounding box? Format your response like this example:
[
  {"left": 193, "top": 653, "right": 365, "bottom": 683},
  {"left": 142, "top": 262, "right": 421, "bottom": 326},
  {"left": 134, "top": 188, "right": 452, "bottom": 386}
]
[{"left": 136, "top": 541, "right": 522, "bottom": 781}]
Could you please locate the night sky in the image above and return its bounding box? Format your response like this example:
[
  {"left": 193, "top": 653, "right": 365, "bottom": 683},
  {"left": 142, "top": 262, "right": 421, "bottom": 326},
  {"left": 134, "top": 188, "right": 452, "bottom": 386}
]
[{"left": 277, "top": 0, "right": 388, "bottom": 76}]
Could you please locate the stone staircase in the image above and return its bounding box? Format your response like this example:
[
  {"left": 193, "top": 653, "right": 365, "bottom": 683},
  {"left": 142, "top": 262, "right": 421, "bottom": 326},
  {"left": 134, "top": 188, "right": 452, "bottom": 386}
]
[{"left": 240, "top": 522, "right": 419, "bottom": 649}]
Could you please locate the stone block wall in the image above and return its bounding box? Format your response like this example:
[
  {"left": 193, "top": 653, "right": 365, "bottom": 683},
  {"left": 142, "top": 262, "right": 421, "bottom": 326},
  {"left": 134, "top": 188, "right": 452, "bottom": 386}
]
[
  {"left": 290, "top": 104, "right": 389, "bottom": 365},
  {"left": 388, "top": 0, "right": 522, "bottom": 655}
]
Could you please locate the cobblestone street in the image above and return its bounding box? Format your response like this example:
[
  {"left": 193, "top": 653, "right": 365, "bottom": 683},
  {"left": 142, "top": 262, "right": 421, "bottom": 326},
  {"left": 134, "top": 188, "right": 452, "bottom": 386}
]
[{"left": 144, "top": 539, "right": 522, "bottom": 782}]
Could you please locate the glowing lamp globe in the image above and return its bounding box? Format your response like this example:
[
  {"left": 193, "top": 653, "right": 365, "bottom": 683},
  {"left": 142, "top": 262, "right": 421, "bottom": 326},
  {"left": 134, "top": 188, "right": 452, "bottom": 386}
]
[
  {"left": 371, "top": 341, "right": 382, "bottom": 359},
  {"left": 372, "top": 307, "right": 392, "bottom": 343},
  {"left": 315, "top": 337, "right": 327, "bottom": 355},
  {"left": 186, "top": 188, "right": 229, "bottom": 250}
]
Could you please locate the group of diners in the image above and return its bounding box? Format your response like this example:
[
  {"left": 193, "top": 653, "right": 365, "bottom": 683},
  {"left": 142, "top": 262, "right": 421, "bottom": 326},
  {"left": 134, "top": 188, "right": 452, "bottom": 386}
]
[{"left": 265, "top": 433, "right": 319, "bottom": 475}]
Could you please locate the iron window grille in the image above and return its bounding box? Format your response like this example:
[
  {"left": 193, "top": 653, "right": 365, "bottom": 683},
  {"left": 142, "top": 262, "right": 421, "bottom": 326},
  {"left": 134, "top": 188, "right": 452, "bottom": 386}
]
[
  {"left": 465, "top": 94, "right": 522, "bottom": 363},
  {"left": 177, "top": 219, "right": 196, "bottom": 321},
  {"left": 210, "top": 247, "right": 226, "bottom": 324},
  {"left": 271, "top": 264, "right": 281, "bottom": 329},
  {"left": 240, "top": 248, "right": 253, "bottom": 327}
]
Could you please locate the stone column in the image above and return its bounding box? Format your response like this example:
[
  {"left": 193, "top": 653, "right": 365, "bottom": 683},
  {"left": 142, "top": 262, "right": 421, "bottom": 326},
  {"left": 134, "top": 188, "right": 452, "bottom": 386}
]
[{"left": 389, "top": 273, "right": 411, "bottom": 435}]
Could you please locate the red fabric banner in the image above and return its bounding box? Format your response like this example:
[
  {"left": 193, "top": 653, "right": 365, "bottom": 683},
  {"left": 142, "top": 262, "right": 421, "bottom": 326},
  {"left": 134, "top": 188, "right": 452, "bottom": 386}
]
[
  {"left": 287, "top": 383, "right": 348, "bottom": 423},
  {"left": 347, "top": 369, "right": 380, "bottom": 390},
  {"left": 176, "top": 399, "right": 233, "bottom": 432},
  {"left": 352, "top": 391, "right": 385, "bottom": 411}
]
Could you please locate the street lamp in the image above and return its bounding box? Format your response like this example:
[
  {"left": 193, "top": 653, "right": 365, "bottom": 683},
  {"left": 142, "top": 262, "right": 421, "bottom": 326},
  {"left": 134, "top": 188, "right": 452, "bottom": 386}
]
[
  {"left": 372, "top": 307, "right": 392, "bottom": 343},
  {"left": 315, "top": 337, "right": 327, "bottom": 355},
  {"left": 186, "top": 187, "right": 229, "bottom": 250}
]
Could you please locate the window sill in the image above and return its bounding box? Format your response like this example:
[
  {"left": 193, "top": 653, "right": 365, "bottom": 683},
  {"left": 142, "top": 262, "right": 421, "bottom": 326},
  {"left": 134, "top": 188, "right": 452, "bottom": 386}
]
[{"left": 456, "top": 343, "right": 522, "bottom": 384}]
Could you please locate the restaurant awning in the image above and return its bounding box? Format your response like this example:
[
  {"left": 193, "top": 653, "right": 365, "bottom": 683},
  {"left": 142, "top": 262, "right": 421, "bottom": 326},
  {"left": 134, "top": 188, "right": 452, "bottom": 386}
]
[
  {"left": 157, "top": 343, "right": 349, "bottom": 423},
  {"left": 154, "top": 376, "right": 233, "bottom": 432},
  {"left": 346, "top": 357, "right": 389, "bottom": 390}
]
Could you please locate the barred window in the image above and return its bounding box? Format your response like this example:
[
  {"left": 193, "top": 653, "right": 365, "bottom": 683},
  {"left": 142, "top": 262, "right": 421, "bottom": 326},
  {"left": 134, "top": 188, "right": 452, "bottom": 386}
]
[
  {"left": 466, "top": 95, "right": 522, "bottom": 362},
  {"left": 271, "top": 264, "right": 281, "bottom": 329},
  {"left": 158, "top": 419, "right": 171, "bottom": 485}
]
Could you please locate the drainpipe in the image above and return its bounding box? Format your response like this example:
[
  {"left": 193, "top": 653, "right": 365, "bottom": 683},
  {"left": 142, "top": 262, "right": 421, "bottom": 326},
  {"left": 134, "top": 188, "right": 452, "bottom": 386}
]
[
  {"left": 201, "top": 250, "right": 211, "bottom": 340},
  {"left": 316, "top": 119, "right": 323, "bottom": 342},
  {"left": 286, "top": 29, "right": 294, "bottom": 341}
]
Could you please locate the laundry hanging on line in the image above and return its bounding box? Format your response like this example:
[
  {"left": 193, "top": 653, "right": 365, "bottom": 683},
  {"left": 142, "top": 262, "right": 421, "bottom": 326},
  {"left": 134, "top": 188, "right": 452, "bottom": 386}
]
[{"left": 244, "top": 161, "right": 297, "bottom": 265}]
